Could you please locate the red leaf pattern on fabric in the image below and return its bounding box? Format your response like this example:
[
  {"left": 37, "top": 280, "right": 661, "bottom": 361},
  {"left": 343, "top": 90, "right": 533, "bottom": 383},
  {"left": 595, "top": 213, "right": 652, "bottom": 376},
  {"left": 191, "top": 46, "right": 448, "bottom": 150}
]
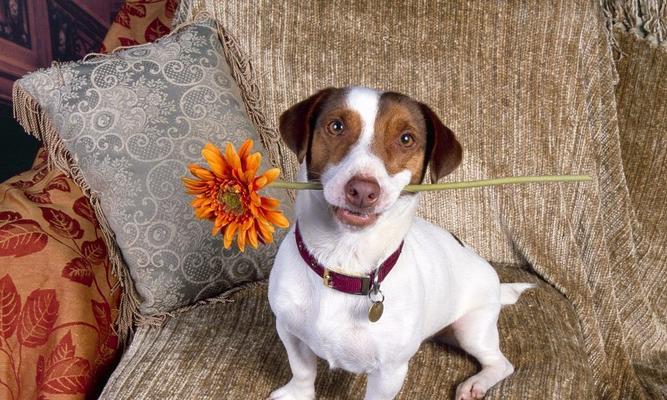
[
  {"left": 40, "top": 357, "right": 90, "bottom": 394},
  {"left": 11, "top": 166, "right": 48, "bottom": 190},
  {"left": 0, "top": 211, "right": 21, "bottom": 224},
  {"left": 26, "top": 191, "right": 53, "bottom": 204},
  {"left": 118, "top": 37, "right": 140, "bottom": 46},
  {"left": 11, "top": 179, "right": 34, "bottom": 189},
  {"left": 31, "top": 167, "right": 49, "bottom": 185},
  {"left": 95, "top": 334, "right": 118, "bottom": 367},
  {"left": 91, "top": 301, "right": 111, "bottom": 337},
  {"left": 46, "top": 331, "right": 76, "bottom": 369},
  {"left": 45, "top": 176, "right": 70, "bottom": 193},
  {"left": 92, "top": 300, "right": 115, "bottom": 366},
  {"left": 0, "top": 274, "right": 20, "bottom": 338},
  {"left": 0, "top": 219, "right": 48, "bottom": 257},
  {"left": 81, "top": 239, "right": 107, "bottom": 265},
  {"left": 72, "top": 197, "right": 96, "bottom": 224},
  {"left": 36, "top": 355, "right": 45, "bottom": 387},
  {"left": 165, "top": 0, "right": 178, "bottom": 18},
  {"left": 18, "top": 289, "right": 59, "bottom": 347},
  {"left": 39, "top": 207, "right": 83, "bottom": 239},
  {"left": 62, "top": 258, "right": 93, "bottom": 287},
  {"left": 114, "top": 4, "right": 147, "bottom": 28},
  {"left": 144, "top": 17, "right": 170, "bottom": 42}
]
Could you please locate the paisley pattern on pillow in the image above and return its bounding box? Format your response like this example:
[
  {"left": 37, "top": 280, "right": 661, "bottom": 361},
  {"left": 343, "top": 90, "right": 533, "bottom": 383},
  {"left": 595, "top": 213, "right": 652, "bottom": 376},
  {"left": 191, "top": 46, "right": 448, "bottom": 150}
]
[{"left": 16, "top": 18, "right": 288, "bottom": 315}]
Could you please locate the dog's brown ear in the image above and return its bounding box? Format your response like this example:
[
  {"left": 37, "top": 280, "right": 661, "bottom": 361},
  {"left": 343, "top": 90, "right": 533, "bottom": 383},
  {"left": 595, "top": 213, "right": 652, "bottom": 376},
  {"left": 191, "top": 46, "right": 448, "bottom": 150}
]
[
  {"left": 279, "top": 88, "right": 336, "bottom": 163},
  {"left": 419, "top": 103, "right": 463, "bottom": 182}
]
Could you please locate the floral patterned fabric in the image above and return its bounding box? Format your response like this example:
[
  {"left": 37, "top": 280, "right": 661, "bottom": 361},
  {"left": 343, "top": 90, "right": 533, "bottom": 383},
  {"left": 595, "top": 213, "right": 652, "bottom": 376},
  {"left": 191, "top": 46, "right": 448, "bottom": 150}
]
[
  {"left": 1, "top": 1, "right": 176, "bottom": 398},
  {"left": 101, "top": 0, "right": 178, "bottom": 53},
  {"left": 16, "top": 18, "right": 289, "bottom": 315},
  {"left": 0, "top": 151, "right": 120, "bottom": 399}
]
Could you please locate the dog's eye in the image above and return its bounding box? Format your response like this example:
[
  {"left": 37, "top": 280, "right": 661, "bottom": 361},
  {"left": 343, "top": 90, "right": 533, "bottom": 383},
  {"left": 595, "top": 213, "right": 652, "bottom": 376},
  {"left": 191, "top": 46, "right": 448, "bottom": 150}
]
[
  {"left": 399, "top": 132, "right": 415, "bottom": 147},
  {"left": 328, "top": 120, "right": 345, "bottom": 135}
]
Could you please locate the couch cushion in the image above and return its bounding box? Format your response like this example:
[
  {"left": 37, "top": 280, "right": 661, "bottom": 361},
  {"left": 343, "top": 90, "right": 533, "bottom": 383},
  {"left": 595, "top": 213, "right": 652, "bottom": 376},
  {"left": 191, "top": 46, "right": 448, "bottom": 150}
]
[
  {"left": 100, "top": 265, "right": 594, "bottom": 399},
  {"left": 13, "top": 16, "right": 290, "bottom": 318}
]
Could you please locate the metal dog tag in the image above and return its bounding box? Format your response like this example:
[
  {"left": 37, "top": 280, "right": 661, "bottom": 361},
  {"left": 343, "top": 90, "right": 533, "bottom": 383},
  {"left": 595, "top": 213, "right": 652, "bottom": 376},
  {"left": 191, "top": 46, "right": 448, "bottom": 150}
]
[
  {"left": 368, "top": 272, "right": 385, "bottom": 323},
  {"left": 368, "top": 301, "right": 384, "bottom": 322}
]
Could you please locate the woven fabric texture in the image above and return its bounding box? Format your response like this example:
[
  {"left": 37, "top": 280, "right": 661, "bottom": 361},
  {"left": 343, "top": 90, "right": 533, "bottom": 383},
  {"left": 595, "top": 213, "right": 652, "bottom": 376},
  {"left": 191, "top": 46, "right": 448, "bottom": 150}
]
[
  {"left": 167, "top": 1, "right": 667, "bottom": 398},
  {"left": 614, "top": 29, "right": 667, "bottom": 398},
  {"left": 100, "top": 266, "right": 595, "bottom": 399}
]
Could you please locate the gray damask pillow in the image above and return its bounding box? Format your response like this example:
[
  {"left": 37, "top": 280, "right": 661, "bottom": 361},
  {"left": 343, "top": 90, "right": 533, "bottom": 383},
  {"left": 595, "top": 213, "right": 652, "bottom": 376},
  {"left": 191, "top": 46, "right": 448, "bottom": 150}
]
[{"left": 14, "top": 18, "right": 289, "bottom": 316}]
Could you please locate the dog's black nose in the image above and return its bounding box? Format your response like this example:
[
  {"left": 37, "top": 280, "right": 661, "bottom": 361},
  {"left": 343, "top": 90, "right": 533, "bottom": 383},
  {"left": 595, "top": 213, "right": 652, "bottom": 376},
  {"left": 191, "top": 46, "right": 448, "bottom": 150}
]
[{"left": 345, "top": 176, "right": 380, "bottom": 209}]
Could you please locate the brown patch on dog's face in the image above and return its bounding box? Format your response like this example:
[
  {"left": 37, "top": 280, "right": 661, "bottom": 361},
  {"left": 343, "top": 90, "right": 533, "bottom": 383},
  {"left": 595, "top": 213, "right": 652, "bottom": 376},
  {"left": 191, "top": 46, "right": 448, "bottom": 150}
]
[
  {"left": 372, "top": 93, "right": 429, "bottom": 184},
  {"left": 279, "top": 87, "right": 462, "bottom": 187},
  {"left": 307, "top": 89, "right": 363, "bottom": 181}
]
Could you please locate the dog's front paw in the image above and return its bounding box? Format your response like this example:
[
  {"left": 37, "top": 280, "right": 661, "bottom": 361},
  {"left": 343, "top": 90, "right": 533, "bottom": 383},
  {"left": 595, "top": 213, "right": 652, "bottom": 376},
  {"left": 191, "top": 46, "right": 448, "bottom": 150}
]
[
  {"left": 455, "top": 376, "right": 490, "bottom": 400},
  {"left": 268, "top": 381, "right": 315, "bottom": 400}
]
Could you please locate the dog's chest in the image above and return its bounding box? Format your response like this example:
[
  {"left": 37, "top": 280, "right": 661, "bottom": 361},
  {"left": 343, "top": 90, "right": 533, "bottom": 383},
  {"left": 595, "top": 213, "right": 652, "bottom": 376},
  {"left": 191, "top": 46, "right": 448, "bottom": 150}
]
[{"left": 295, "top": 293, "right": 382, "bottom": 373}]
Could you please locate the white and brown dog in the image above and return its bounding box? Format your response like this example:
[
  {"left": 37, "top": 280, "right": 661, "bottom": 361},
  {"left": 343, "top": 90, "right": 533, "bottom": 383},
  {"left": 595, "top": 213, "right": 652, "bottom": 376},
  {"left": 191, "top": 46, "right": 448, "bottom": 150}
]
[{"left": 268, "top": 87, "right": 532, "bottom": 400}]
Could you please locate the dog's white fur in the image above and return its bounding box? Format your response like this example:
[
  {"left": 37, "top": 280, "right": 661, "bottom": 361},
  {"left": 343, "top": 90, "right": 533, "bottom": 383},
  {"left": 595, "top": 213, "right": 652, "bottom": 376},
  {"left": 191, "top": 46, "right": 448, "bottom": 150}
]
[{"left": 268, "top": 87, "right": 533, "bottom": 400}]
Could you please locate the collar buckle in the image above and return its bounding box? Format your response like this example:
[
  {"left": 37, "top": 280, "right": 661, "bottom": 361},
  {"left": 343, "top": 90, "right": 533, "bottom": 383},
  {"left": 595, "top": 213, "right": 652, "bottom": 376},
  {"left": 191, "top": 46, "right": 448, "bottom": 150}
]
[
  {"left": 360, "top": 276, "right": 371, "bottom": 295},
  {"left": 323, "top": 268, "right": 333, "bottom": 288}
]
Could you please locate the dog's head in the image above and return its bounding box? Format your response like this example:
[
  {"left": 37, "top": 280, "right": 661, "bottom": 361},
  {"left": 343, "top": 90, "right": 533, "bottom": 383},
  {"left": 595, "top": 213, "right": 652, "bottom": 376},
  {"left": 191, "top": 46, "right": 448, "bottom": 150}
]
[{"left": 279, "top": 87, "right": 462, "bottom": 229}]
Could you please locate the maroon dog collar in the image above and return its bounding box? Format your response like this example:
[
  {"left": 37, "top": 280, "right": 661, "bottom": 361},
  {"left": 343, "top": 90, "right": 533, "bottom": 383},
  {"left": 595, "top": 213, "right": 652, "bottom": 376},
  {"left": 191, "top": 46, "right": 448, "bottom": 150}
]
[{"left": 294, "top": 221, "right": 403, "bottom": 295}]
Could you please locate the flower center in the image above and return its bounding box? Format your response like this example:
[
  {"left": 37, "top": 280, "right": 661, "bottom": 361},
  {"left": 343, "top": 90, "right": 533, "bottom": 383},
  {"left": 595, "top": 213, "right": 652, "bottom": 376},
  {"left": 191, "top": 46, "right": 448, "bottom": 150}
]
[{"left": 217, "top": 185, "right": 245, "bottom": 216}]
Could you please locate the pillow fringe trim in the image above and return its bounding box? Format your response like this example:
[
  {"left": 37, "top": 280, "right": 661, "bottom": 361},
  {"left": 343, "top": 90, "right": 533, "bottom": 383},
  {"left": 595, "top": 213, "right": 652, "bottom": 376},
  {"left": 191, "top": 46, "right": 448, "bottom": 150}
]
[
  {"left": 135, "top": 280, "right": 268, "bottom": 327},
  {"left": 601, "top": 0, "right": 667, "bottom": 52},
  {"left": 12, "top": 82, "right": 141, "bottom": 347},
  {"left": 209, "top": 16, "right": 285, "bottom": 173}
]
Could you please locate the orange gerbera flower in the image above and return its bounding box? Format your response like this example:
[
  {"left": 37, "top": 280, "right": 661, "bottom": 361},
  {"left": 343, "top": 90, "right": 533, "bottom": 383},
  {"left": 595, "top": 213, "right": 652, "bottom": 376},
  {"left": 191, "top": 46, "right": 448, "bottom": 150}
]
[{"left": 182, "top": 139, "right": 289, "bottom": 251}]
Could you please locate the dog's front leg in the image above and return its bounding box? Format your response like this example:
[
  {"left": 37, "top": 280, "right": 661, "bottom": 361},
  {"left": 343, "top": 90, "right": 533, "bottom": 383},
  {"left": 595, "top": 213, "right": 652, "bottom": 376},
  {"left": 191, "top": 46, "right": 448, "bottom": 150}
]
[
  {"left": 269, "top": 320, "right": 317, "bottom": 400},
  {"left": 364, "top": 363, "right": 409, "bottom": 400}
]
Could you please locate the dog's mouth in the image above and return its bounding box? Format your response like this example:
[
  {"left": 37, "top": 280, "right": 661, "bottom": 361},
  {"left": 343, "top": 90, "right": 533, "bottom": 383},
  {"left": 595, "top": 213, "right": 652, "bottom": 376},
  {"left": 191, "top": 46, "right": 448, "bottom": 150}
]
[{"left": 332, "top": 206, "right": 380, "bottom": 228}]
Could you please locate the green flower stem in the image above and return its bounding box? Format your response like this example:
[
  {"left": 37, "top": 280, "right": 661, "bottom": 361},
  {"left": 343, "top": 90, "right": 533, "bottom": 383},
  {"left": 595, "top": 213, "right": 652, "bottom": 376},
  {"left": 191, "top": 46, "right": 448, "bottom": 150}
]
[{"left": 269, "top": 175, "right": 592, "bottom": 192}]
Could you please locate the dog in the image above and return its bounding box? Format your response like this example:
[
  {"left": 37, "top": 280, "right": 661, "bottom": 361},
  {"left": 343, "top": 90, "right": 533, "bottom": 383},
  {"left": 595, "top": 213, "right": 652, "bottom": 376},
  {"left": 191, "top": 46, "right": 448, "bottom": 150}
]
[{"left": 268, "top": 86, "right": 533, "bottom": 400}]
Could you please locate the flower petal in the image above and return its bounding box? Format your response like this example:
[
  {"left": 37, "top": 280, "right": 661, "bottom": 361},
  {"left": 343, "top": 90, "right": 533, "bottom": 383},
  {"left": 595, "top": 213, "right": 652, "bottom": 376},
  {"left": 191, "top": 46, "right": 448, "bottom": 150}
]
[
  {"left": 262, "top": 168, "right": 281, "bottom": 184},
  {"left": 204, "top": 156, "right": 226, "bottom": 178},
  {"left": 225, "top": 143, "right": 242, "bottom": 171},
  {"left": 182, "top": 178, "right": 208, "bottom": 194},
  {"left": 238, "top": 139, "right": 254, "bottom": 160},
  {"left": 223, "top": 223, "right": 238, "bottom": 249},
  {"left": 245, "top": 153, "right": 261, "bottom": 172},
  {"left": 185, "top": 187, "right": 208, "bottom": 195},
  {"left": 257, "top": 221, "right": 274, "bottom": 243},
  {"left": 250, "top": 192, "right": 262, "bottom": 206},
  {"left": 211, "top": 214, "right": 228, "bottom": 236},
  {"left": 203, "top": 143, "right": 224, "bottom": 162},
  {"left": 265, "top": 210, "right": 289, "bottom": 228},
  {"left": 260, "top": 197, "right": 281, "bottom": 210},
  {"left": 188, "top": 164, "right": 215, "bottom": 180},
  {"left": 247, "top": 225, "right": 259, "bottom": 248},
  {"left": 253, "top": 176, "right": 266, "bottom": 189},
  {"left": 237, "top": 229, "right": 247, "bottom": 252}
]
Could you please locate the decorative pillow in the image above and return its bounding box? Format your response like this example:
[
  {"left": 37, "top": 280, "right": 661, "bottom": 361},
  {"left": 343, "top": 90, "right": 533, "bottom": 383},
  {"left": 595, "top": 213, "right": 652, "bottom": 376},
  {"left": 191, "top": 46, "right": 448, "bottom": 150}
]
[
  {"left": 13, "top": 16, "right": 289, "bottom": 318},
  {"left": 0, "top": 151, "right": 120, "bottom": 399}
]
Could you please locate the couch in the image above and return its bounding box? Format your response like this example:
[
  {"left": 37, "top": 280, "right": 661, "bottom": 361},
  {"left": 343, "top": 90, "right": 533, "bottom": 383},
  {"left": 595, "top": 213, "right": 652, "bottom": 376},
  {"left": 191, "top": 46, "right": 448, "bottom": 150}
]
[{"left": 4, "top": 1, "right": 666, "bottom": 399}]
